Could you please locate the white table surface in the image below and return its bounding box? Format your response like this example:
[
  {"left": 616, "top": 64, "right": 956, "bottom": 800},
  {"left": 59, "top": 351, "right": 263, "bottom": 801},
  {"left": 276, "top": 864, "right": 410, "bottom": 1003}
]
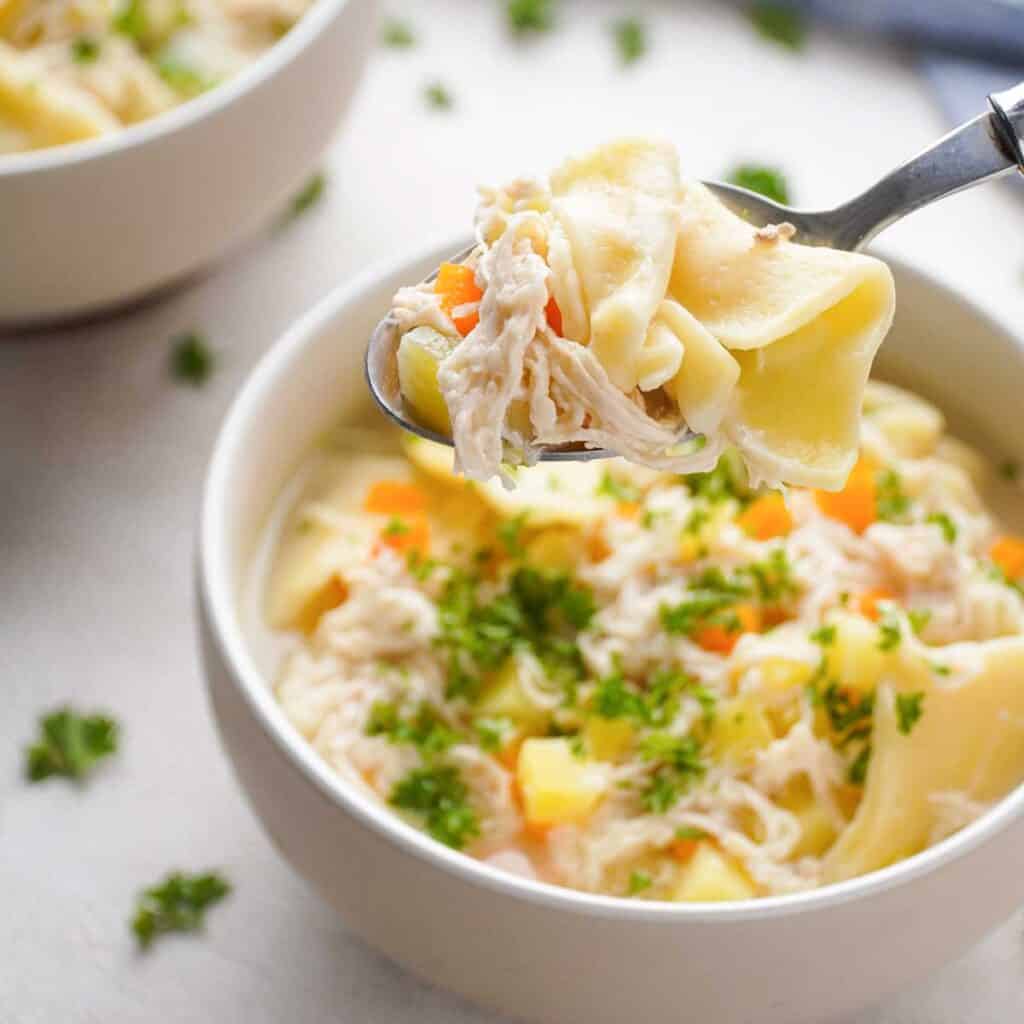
[{"left": 3, "top": 2, "right": 1024, "bottom": 1021}]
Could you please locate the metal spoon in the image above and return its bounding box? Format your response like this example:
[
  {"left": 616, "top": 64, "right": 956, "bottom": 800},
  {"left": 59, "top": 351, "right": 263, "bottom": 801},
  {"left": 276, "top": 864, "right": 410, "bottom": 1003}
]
[{"left": 367, "top": 85, "right": 1024, "bottom": 461}]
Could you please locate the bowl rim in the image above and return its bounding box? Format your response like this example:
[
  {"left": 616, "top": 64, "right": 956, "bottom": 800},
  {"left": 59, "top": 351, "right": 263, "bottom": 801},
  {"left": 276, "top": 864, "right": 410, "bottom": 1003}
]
[
  {"left": 0, "top": 0, "right": 356, "bottom": 177},
  {"left": 199, "top": 235, "right": 1024, "bottom": 924}
]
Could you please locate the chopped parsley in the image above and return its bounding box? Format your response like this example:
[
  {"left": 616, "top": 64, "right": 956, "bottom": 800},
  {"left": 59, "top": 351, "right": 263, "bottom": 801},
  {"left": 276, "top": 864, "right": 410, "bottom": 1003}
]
[
  {"left": 746, "top": 548, "right": 798, "bottom": 603},
  {"left": 25, "top": 707, "right": 118, "bottom": 782},
  {"left": 877, "top": 614, "right": 902, "bottom": 651},
  {"left": 437, "top": 567, "right": 594, "bottom": 701},
  {"left": 639, "top": 732, "right": 705, "bottom": 812},
  {"left": 287, "top": 172, "right": 326, "bottom": 220},
  {"left": 895, "top": 692, "right": 925, "bottom": 735},
  {"left": 926, "top": 512, "right": 957, "bottom": 544},
  {"left": 810, "top": 624, "right": 836, "bottom": 647},
  {"left": 112, "top": 0, "right": 147, "bottom": 40},
  {"left": 747, "top": 1, "right": 806, "bottom": 51},
  {"left": 596, "top": 471, "right": 641, "bottom": 503},
  {"left": 683, "top": 506, "right": 710, "bottom": 536},
  {"left": 628, "top": 870, "right": 652, "bottom": 895},
  {"left": 380, "top": 18, "right": 415, "bottom": 47},
  {"left": 132, "top": 871, "right": 231, "bottom": 949},
  {"left": 907, "top": 608, "right": 932, "bottom": 636},
  {"left": 507, "top": 0, "right": 555, "bottom": 35},
  {"left": 424, "top": 81, "right": 453, "bottom": 110},
  {"left": 809, "top": 681, "right": 874, "bottom": 742},
  {"left": 474, "top": 716, "right": 513, "bottom": 752},
  {"left": 366, "top": 701, "right": 459, "bottom": 756},
  {"left": 726, "top": 164, "right": 790, "bottom": 205},
  {"left": 156, "top": 53, "right": 210, "bottom": 96},
  {"left": 848, "top": 744, "right": 871, "bottom": 785},
  {"left": 999, "top": 460, "right": 1020, "bottom": 482},
  {"left": 675, "top": 824, "right": 708, "bottom": 840},
  {"left": 406, "top": 549, "right": 438, "bottom": 581},
  {"left": 682, "top": 454, "right": 746, "bottom": 502},
  {"left": 931, "top": 662, "right": 951, "bottom": 677},
  {"left": 497, "top": 512, "right": 528, "bottom": 558},
  {"left": 875, "top": 468, "right": 911, "bottom": 523},
  {"left": 391, "top": 765, "right": 479, "bottom": 849},
  {"left": 612, "top": 16, "right": 646, "bottom": 64},
  {"left": 71, "top": 36, "right": 101, "bottom": 63},
  {"left": 170, "top": 331, "right": 215, "bottom": 386},
  {"left": 384, "top": 517, "right": 409, "bottom": 537},
  {"left": 592, "top": 666, "right": 703, "bottom": 728}
]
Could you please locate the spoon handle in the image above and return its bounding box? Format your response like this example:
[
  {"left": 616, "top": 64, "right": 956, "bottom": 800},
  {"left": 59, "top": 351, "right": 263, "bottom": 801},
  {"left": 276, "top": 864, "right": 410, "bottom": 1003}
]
[{"left": 824, "top": 97, "right": 1023, "bottom": 252}]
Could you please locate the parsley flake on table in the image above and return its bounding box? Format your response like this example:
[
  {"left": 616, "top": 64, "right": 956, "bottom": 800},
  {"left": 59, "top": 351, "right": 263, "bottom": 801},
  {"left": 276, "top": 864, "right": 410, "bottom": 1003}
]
[
  {"left": 895, "top": 692, "right": 925, "bottom": 735},
  {"left": 747, "top": 1, "right": 806, "bottom": 51},
  {"left": 507, "top": 0, "right": 555, "bottom": 35},
  {"left": 71, "top": 36, "right": 101, "bottom": 63},
  {"left": 424, "top": 81, "right": 453, "bottom": 110},
  {"left": 612, "top": 16, "right": 646, "bottom": 64},
  {"left": 25, "top": 707, "right": 119, "bottom": 783},
  {"left": 132, "top": 871, "right": 231, "bottom": 949},
  {"left": 170, "top": 331, "right": 215, "bottom": 386},
  {"left": 287, "top": 171, "right": 327, "bottom": 220},
  {"left": 381, "top": 18, "right": 415, "bottom": 47},
  {"left": 726, "top": 164, "right": 790, "bottom": 205},
  {"left": 391, "top": 764, "right": 479, "bottom": 848}
]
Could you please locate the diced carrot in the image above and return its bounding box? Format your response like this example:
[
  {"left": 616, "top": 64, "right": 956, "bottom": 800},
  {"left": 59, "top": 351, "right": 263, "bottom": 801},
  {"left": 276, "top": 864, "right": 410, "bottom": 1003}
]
[
  {"left": 670, "top": 838, "right": 701, "bottom": 863},
  {"left": 498, "top": 738, "right": 523, "bottom": 772},
  {"left": 523, "top": 820, "right": 552, "bottom": 844},
  {"left": 586, "top": 528, "right": 612, "bottom": 563},
  {"left": 858, "top": 586, "right": 898, "bottom": 621},
  {"left": 696, "top": 604, "right": 762, "bottom": 655},
  {"left": 761, "top": 605, "right": 790, "bottom": 628},
  {"left": 738, "top": 493, "right": 793, "bottom": 540},
  {"left": 990, "top": 535, "right": 1024, "bottom": 580},
  {"left": 377, "top": 515, "right": 430, "bottom": 556},
  {"left": 435, "top": 262, "right": 483, "bottom": 336},
  {"left": 545, "top": 295, "right": 563, "bottom": 336},
  {"left": 364, "top": 480, "right": 428, "bottom": 517},
  {"left": 814, "top": 455, "right": 878, "bottom": 534}
]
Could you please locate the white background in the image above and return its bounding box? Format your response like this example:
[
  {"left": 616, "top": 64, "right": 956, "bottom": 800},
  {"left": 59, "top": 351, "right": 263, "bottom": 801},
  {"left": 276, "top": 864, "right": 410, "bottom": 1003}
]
[{"left": 3, "top": 1, "right": 1024, "bottom": 1020}]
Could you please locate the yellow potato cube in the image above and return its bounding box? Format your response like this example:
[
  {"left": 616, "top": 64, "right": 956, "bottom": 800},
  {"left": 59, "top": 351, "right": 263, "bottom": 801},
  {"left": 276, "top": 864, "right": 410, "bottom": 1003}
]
[
  {"left": 396, "top": 326, "right": 456, "bottom": 435},
  {"left": 517, "top": 738, "right": 607, "bottom": 827},
  {"left": 671, "top": 844, "right": 756, "bottom": 903},
  {"left": 826, "top": 612, "right": 890, "bottom": 695},
  {"left": 709, "top": 697, "right": 774, "bottom": 768},
  {"left": 584, "top": 716, "right": 635, "bottom": 762},
  {"left": 524, "top": 528, "right": 585, "bottom": 572},
  {"left": 477, "top": 661, "right": 550, "bottom": 735},
  {"left": 758, "top": 657, "right": 815, "bottom": 694}
]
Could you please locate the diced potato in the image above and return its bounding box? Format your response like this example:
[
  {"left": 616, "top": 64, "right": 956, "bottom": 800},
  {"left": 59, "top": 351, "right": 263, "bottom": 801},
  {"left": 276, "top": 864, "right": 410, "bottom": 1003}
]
[
  {"left": 524, "top": 528, "right": 585, "bottom": 572},
  {"left": 709, "top": 697, "right": 774, "bottom": 768},
  {"left": 778, "top": 782, "right": 837, "bottom": 858},
  {"left": 517, "top": 738, "right": 607, "bottom": 827},
  {"left": 758, "top": 657, "right": 815, "bottom": 694},
  {"left": 477, "top": 660, "right": 550, "bottom": 735},
  {"left": 396, "top": 326, "right": 456, "bottom": 436},
  {"left": 825, "top": 611, "right": 890, "bottom": 695},
  {"left": 671, "top": 843, "right": 756, "bottom": 902},
  {"left": 584, "top": 716, "right": 635, "bottom": 762}
]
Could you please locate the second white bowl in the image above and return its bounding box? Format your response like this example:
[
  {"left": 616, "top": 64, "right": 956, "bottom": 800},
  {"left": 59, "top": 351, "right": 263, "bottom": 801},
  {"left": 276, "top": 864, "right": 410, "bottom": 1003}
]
[{"left": 0, "top": 0, "right": 376, "bottom": 326}]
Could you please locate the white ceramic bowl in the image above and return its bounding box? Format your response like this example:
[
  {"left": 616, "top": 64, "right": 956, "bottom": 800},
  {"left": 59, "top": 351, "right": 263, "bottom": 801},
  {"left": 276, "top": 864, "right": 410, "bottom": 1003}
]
[
  {"left": 198, "top": 240, "right": 1024, "bottom": 1024},
  {"left": 0, "top": 0, "right": 376, "bottom": 327}
]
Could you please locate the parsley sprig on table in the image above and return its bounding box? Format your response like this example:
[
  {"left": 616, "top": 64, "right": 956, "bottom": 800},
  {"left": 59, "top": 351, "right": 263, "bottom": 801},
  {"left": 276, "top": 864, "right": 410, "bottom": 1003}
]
[
  {"left": 507, "top": 0, "right": 556, "bottom": 35},
  {"left": 726, "top": 164, "right": 790, "bottom": 205},
  {"left": 612, "top": 16, "right": 646, "bottom": 64},
  {"left": 381, "top": 18, "right": 415, "bottom": 47},
  {"left": 747, "top": 1, "right": 806, "bottom": 51},
  {"left": 25, "top": 708, "right": 119, "bottom": 783},
  {"left": 170, "top": 332, "right": 215, "bottom": 386},
  {"left": 132, "top": 871, "right": 231, "bottom": 949},
  {"left": 287, "top": 172, "right": 327, "bottom": 221}
]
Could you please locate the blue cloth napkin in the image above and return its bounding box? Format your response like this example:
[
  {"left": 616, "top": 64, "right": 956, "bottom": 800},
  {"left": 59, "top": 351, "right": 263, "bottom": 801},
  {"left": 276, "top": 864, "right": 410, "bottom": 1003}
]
[{"left": 782, "top": 0, "right": 1024, "bottom": 123}]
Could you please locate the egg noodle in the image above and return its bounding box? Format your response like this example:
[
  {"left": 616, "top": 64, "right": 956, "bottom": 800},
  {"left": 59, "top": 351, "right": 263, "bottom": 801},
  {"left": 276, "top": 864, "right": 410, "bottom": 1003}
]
[
  {"left": 263, "top": 385, "right": 1024, "bottom": 902},
  {"left": 0, "top": 0, "right": 311, "bottom": 154}
]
